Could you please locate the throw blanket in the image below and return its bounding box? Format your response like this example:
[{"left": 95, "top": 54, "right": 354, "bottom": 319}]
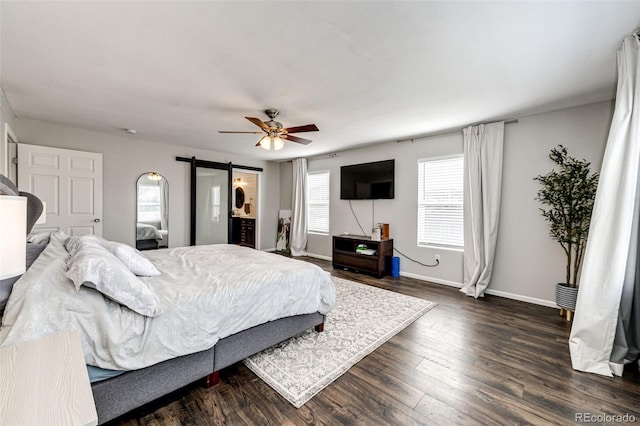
[{"left": 0, "top": 232, "right": 335, "bottom": 370}]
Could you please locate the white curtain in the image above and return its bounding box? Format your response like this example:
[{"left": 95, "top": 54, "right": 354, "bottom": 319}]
[
  {"left": 159, "top": 178, "right": 168, "bottom": 231},
  {"left": 460, "top": 121, "right": 504, "bottom": 298},
  {"left": 569, "top": 31, "right": 640, "bottom": 376},
  {"left": 290, "top": 158, "right": 308, "bottom": 256}
]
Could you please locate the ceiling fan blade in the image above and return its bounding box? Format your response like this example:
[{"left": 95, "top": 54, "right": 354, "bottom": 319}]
[
  {"left": 218, "top": 131, "right": 264, "bottom": 134},
  {"left": 282, "top": 134, "right": 312, "bottom": 145},
  {"left": 284, "top": 124, "right": 319, "bottom": 133},
  {"left": 245, "top": 117, "right": 270, "bottom": 132}
]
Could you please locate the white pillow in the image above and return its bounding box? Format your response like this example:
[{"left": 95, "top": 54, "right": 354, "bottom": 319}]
[
  {"left": 65, "top": 237, "right": 163, "bottom": 317},
  {"left": 102, "top": 241, "right": 161, "bottom": 277},
  {"left": 66, "top": 235, "right": 160, "bottom": 277}
]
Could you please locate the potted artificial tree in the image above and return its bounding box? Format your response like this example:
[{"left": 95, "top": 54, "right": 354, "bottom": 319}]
[{"left": 535, "top": 145, "right": 599, "bottom": 321}]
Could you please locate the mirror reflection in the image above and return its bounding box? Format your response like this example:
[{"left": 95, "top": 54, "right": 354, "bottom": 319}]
[
  {"left": 195, "top": 167, "right": 228, "bottom": 245},
  {"left": 136, "top": 172, "right": 168, "bottom": 250},
  {"left": 235, "top": 187, "right": 245, "bottom": 209},
  {"left": 231, "top": 174, "right": 256, "bottom": 218}
]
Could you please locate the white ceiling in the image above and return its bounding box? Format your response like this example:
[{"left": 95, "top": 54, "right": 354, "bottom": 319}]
[{"left": 1, "top": 1, "right": 639, "bottom": 161}]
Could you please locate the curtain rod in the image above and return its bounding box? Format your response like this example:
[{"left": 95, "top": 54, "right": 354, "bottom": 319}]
[
  {"left": 299, "top": 118, "right": 520, "bottom": 161},
  {"left": 395, "top": 118, "right": 519, "bottom": 144}
]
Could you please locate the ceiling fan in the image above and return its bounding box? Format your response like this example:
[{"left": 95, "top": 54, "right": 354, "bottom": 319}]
[{"left": 219, "top": 109, "right": 319, "bottom": 150}]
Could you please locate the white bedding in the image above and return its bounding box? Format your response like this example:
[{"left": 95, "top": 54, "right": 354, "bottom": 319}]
[
  {"left": 136, "top": 222, "right": 163, "bottom": 240},
  {"left": 0, "top": 232, "right": 335, "bottom": 370}
]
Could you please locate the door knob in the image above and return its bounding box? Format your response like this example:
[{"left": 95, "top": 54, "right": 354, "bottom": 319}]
[{"left": 94, "top": 218, "right": 101, "bottom": 223}]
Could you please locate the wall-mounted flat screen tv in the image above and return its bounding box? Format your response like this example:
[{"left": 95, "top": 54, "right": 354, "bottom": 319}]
[{"left": 340, "top": 159, "right": 395, "bottom": 200}]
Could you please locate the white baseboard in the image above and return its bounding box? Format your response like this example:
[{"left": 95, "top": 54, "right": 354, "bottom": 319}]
[
  {"left": 306, "top": 252, "right": 332, "bottom": 262},
  {"left": 262, "top": 247, "right": 276, "bottom": 252},
  {"left": 484, "top": 289, "right": 557, "bottom": 308},
  {"left": 399, "top": 271, "right": 556, "bottom": 308},
  {"left": 399, "top": 271, "right": 463, "bottom": 288},
  {"left": 315, "top": 256, "right": 556, "bottom": 308}
]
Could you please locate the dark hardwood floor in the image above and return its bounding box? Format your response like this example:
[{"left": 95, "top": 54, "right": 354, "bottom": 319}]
[{"left": 117, "top": 258, "right": 640, "bottom": 425}]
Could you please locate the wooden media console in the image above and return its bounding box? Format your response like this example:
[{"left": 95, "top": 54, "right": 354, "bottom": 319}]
[{"left": 332, "top": 235, "right": 393, "bottom": 278}]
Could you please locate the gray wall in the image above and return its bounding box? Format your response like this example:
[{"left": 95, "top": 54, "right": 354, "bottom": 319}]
[
  {"left": 11, "top": 100, "right": 614, "bottom": 305},
  {"left": 279, "top": 161, "right": 293, "bottom": 210},
  {"left": 490, "top": 101, "right": 611, "bottom": 305},
  {"left": 281, "top": 101, "right": 614, "bottom": 305},
  {"left": 14, "top": 118, "right": 281, "bottom": 250}
]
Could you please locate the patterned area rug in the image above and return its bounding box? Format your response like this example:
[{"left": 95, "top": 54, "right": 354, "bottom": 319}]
[{"left": 243, "top": 277, "right": 436, "bottom": 408}]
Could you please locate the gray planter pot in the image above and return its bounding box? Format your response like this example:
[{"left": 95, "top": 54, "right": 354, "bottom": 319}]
[{"left": 556, "top": 283, "right": 578, "bottom": 310}]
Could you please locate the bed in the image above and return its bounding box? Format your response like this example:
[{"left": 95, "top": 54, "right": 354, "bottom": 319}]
[
  {"left": 136, "top": 222, "right": 166, "bottom": 250},
  {"left": 0, "top": 231, "right": 335, "bottom": 423}
]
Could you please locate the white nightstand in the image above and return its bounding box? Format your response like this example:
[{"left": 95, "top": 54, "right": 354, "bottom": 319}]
[{"left": 0, "top": 331, "right": 98, "bottom": 426}]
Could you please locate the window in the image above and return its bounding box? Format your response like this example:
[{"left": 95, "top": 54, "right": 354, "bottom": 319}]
[
  {"left": 137, "top": 185, "right": 161, "bottom": 222},
  {"left": 307, "top": 171, "right": 330, "bottom": 234},
  {"left": 417, "top": 156, "right": 464, "bottom": 247},
  {"left": 211, "top": 185, "right": 221, "bottom": 222}
]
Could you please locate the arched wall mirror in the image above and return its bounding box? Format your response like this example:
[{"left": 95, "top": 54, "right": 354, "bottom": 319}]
[{"left": 136, "top": 172, "right": 169, "bottom": 250}]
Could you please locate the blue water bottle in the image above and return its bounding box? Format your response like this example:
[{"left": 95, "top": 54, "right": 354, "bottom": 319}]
[{"left": 391, "top": 256, "right": 400, "bottom": 277}]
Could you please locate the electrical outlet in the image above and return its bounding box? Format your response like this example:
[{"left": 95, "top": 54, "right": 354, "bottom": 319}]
[{"left": 435, "top": 254, "right": 441, "bottom": 263}]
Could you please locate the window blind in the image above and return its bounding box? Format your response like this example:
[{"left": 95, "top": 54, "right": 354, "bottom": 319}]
[
  {"left": 417, "top": 156, "right": 464, "bottom": 247},
  {"left": 307, "top": 171, "right": 330, "bottom": 234}
]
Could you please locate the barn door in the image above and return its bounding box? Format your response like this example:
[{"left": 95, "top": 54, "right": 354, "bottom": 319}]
[{"left": 18, "top": 143, "right": 103, "bottom": 236}]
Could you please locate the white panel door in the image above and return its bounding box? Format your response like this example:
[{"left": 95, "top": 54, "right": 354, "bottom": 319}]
[{"left": 18, "top": 144, "right": 103, "bottom": 236}]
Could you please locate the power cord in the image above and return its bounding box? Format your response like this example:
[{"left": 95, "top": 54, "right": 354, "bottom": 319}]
[
  {"left": 348, "top": 200, "right": 368, "bottom": 236},
  {"left": 372, "top": 200, "right": 375, "bottom": 229},
  {"left": 393, "top": 246, "right": 440, "bottom": 267},
  {"left": 348, "top": 199, "right": 439, "bottom": 268}
]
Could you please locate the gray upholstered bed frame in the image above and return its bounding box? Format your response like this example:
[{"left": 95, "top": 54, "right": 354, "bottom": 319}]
[{"left": 92, "top": 312, "right": 325, "bottom": 424}]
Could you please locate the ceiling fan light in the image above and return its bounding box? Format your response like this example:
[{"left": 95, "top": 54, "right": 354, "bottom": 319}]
[
  {"left": 273, "top": 137, "right": 284, "bottom": 150},
  {"left": 259, "top": 135, "right": 272, "bottom": 150}
]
